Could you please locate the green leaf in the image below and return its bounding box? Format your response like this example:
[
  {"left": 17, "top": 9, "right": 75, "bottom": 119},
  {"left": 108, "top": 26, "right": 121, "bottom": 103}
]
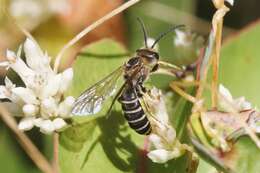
[{"left": 218, "top": 22, "right": 260, "bottom": 173}]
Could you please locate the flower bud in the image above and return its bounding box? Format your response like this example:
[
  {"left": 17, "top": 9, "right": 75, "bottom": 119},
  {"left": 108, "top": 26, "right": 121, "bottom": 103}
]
[
  {"left": 147, "top": 149, "right": 178, "bottom": 163},
  {"left": 58, "top": 96, "right": 75, "bottom": 117},
  {"left": 23, "top": 104, "right": 39, "bottom": 116},
  {"left": 53, "top": 118, "right": 67, "bottom": 131},
  {"left": 39, "top": 120, "right": 55, "bottom": 134},
  {"left": 41, "top": 97, "right": 57, "bottom": 117},
  {"left": 59, "top": 68, "right": 73, "bottom": 93},
  {"left": 18, "top": 117, "right": 35, "bottom": 131}
]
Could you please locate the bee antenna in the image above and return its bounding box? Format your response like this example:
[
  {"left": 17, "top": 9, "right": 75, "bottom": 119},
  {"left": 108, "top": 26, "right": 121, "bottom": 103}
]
[
  {"left": 137, "top": 17, "right": 148, "bottom": 48},
  {"left": 151, "top": 24, "right": 185, "bottom": 49}
]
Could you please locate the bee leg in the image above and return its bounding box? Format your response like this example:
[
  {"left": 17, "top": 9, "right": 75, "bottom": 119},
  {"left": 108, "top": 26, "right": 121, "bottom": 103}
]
[
  {"left": 151, "top": 64, "right": 159, "bottom": 72},
  {"left": 170, "top": 80, "right": 202, "bottom": 104},
  {"left": 140, "top": 93, "right": 170, "bottom": 127},
  {"left": 136, "top": 83, "right": 147, "bottom": 97}
]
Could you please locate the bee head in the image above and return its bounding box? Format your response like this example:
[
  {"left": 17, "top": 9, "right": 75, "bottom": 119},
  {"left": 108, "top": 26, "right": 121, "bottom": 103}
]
[{"left": 136, "top": 49, "right": 159, "bottom": 64}]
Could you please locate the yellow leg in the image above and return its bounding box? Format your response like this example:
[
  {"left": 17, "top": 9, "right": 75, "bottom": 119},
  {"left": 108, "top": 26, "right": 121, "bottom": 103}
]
[
  {"left": 170, "top": 81, "right": 200, "bottom": 104},
  {"left": 158, "top": 60, "right": 181, "bottom": 70}
]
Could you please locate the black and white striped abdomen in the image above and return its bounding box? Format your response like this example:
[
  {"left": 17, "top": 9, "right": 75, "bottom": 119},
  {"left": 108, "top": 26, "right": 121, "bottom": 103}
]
[{"left": 119, "top": 87, "right": 152, "bottom": 135}]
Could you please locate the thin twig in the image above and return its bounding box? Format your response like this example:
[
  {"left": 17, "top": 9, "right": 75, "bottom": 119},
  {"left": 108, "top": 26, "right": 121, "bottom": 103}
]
[
  {"left": 54, "top": 0, "right": 141, "bottom": 72},
  {"left": 0, "top": 105, "right": 54, "bottom": 173},
  {"left": 211, "top": 4, "right": 229, "bottom": 108},
  {"left": 53, "top": 133, "right": 59, "bottom": 173},
  {"left": 195, "top": 1, "right": 229, "bottom": 104}
]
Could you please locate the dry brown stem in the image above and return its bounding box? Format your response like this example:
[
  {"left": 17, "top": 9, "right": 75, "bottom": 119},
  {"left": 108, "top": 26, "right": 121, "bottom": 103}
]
[{"left": 0, "top": 105, "right": 54, "bottom": 173}]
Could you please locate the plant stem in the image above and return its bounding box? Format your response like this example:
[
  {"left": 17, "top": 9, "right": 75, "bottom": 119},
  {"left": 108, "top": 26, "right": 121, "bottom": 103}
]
[
  {"left": 211, "top": 16, "right": 223, "bottom": 108},
  {"left": 211, "top": 3, "right": 229, "bottom": 108},
  {"left": 53, "top": 133, "right": 59, "bottom": 173},
  {"left": 0, "top": 105, "right": 54, "bottom": 173},
  {"left": 54, "top": 0, "right": 141, "bottom": 72},
  {"left": 195, "top": 2, "right": 229, "bottom": 104}
]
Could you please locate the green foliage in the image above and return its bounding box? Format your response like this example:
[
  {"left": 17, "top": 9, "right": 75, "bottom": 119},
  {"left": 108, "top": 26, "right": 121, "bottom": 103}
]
[{"left": 218, "top": 22, "right": 260, "bottom": 173}]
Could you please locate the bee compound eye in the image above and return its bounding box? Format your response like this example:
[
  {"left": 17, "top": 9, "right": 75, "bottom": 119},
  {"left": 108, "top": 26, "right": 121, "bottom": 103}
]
[
  {"left": 127, "top": 57, "right": 139, "bottom": 67},
  {"left": 153, "top": 52, "right": 159, "bottom": 60}
]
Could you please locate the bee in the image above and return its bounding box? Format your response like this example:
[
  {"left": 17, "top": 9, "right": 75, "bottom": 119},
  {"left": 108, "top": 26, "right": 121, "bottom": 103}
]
[{"left": 72, "top": 18, "right": 184, "bottom": 135}]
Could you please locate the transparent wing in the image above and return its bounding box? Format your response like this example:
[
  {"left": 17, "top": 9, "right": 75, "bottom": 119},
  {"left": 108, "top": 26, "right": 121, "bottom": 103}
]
[{"left": 72, "top": 66, "right": 124, "bottom": 116}]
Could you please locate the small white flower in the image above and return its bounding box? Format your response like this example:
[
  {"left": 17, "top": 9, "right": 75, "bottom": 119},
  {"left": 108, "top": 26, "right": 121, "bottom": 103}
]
[
  {"left": 18, "top": 117, "right": 35, "bottom": 131},
  {"left": 53, "top": 118, "right": 67, "bottom": 131},
  {"left": 147, "top": 149, "right": 182, "bottom": 163},
  {"left": 218, "top": 84, "right": 252, "bottom": 112},
  {"left": 24, "top": 38, "right": 51, "bottom": 72},
  {"left": 39, "top": 119, "right": 55, "bottom": 134},
  {"left": 12, "top": 87, "right": 39, "bottom": 105},
  {"left": 59, "top": 68, "right": 73, "bottom": 93},
  {"left": 9, "top": 0, "right": 70, "bottom": 27},
  {"left": 58, "top": 96, "right": 75, "bottom": 117},
  {"left": 0, "top": 77, "right": 21, "bottom": 104},
  {"left": 22, "top": 104, "right": 38, "bottom": 116},
  {"left": 174, "top": 29, "right": 191, "bottom": 47},
  {"left": 41, "top": 97, "right": 58, "bottom": 118},
  {"left": 146, "top": 37, "right": 159, "bottom": 51},
  {"left": 143, "top": 87, "right": 187, "bottom": 163},
  {"left": 0, "top": 38, "right": 75, "bottom": 134}
]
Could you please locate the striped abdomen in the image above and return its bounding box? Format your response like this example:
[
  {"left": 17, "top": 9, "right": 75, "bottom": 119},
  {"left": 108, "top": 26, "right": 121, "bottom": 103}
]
[{"left": 119, "top": 87, "right": 152, "bottom": 135}]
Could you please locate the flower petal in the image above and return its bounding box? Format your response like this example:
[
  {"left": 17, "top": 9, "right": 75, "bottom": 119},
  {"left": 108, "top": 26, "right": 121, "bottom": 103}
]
[
  {"left": 23, "top": 104, "right": 39, "bottom": 116},
  {"left": 59, "top": 68, "right": 73, "bottom": 93},
  {"left": 39, "top": 119, "right": 55, "bottom": 134},
  {"left": 58, "top": 96, "right": 75, "bottom": 117},
  {"left": 147, "top": 149, "right": 182, "bottom": 163},
  {"left": 18, "top": 117, "right": 35, "bottom": 131},
  {"left": 41, "top": 74, "right": 62, "bottom": 98},
  {"left": 0, "top": 86, "right": 9, "bottom": 99},
  {"left": 53, "top": 118, "right": 67, "bottom": 131},
  {"left": 6, "top": 50, "right": 35, "bottom": 87},
  {"left": 165, "top": 127, "right": 176, "bottom": 144},
  {"left": 174, "top": 29, "right": 191, "bottom": 47},
  {"left": 146, "top": 37, "right": 159, "bottom": 51},
  {"left": 41, "top": 97, "right": 57, "bottom": 117},
  {"left": 219, "top": 84, "right": 233, "bottom": 102},
  {"left": 24, "top": 38, "right": 52, "bottom": 72},
  {"left": 148, "top": 134, "right": 164, "bottom": 149},
  {"left": 33, "top": 118, "right": 44, "bottom": 127},
  {"left": 12, "top": 87, "right": 39, "bottom": 104},
  {"left": 5, "top": 77, "right": 15, "bottom": 89},
  {"left": 234, "top": 97, "right": 252, "bottom": 111}
]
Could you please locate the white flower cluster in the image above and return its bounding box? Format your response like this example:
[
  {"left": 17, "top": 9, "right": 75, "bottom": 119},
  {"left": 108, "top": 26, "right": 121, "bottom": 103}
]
[
  {"left": 144, "top": 88, "right": 188, "bottom": 163},
  {"left": 0, "top": 38, "right": 75, "bottom": 134},
  {"left": 10, "top": 0, "right": 69, "bottom": 18}
]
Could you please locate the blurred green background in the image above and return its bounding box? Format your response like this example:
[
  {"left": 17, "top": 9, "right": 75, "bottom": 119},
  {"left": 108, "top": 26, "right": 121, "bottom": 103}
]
[{"left": 0, "top": 0, "right": 260, "bottom": 173}]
